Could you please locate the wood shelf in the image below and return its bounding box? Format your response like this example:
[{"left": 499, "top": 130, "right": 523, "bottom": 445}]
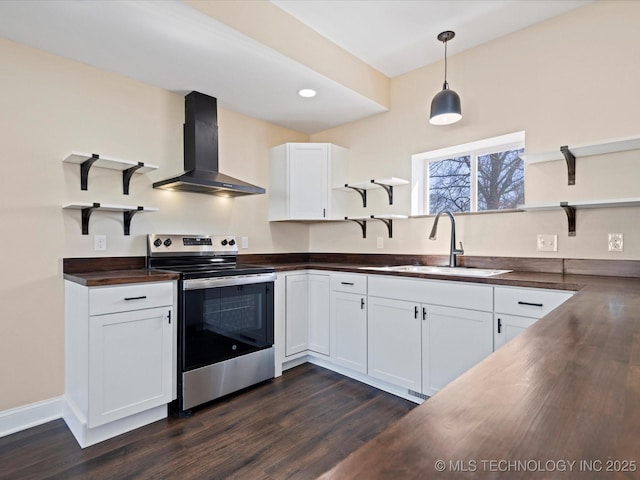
[
  {"left": 64, "top": 152, "right": 159, "bottom": 194},
  {"left": 63, "top": 202, "right": 159, "bottom": 235},
  {"left": 337, "top": 177, "right": 409, "bottom": 206},
  {"left": 518, "top": 198, "right": 640, "bottom": 236}
]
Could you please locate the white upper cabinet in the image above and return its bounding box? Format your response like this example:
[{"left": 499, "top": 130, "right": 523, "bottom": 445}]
[{"left": 269, "top": 143, "right": 349, "bottom": 221}]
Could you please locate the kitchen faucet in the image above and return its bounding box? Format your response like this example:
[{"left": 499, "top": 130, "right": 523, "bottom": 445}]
[{"left": 429, "top": 210, "right": 464, "bottom": 267}]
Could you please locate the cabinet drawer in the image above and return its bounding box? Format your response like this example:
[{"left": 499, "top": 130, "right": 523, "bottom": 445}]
[
  {"left": 331, "top": 273, "right": 367, "bottom": 294},
  {"left": 494, "top": 286, "right": 573, "bottom": 319},
  {"left": 90, "top": 282, "right": 173, "bottom": 316}
]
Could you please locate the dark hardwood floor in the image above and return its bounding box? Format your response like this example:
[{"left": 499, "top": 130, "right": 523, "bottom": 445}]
[{"left": 0, "top": 364, "right": 416, "bottom": 480}]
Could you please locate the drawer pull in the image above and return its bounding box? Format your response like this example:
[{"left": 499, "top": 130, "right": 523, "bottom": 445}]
[
  {"left": 124, "top": 296, "right": 147, "bottom": 301},
  {"left": 341, "top": 282, "right": 355, "bottom": 285},
  {"left": 517, "top": 301, "right": 543, "bottom": 307}
]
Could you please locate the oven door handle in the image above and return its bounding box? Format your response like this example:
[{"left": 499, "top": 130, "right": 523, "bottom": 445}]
[{"left": 183, "top": 272, "right": 277, "bottom": 290}]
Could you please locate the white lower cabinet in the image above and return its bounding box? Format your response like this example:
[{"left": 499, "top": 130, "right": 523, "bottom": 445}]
[
  {"left": 330, "top": 291, "right": 367, "bottom": 373},
  {"left": 493, "top": 313, "right": 537, "bottom": 350},
  {"left": 285, "top": 274, "right": 309, "bottom": 356},
  {"left": 493, "top": 286, "right": 574, "bottom": 350},
  {"left": 422, "top": 305, "right": 493, "bottom": 396},
  {"left": 367, "top": 296, "right": 421, "bottom": 390},
  {"left": 64, "top": 280, "right": 176, "bottom": 448},
  {"left": 284, "top": 272, "right": 330, "bottom": 357},
  {"left": 88, "top": 306, "right": 173, "bottom": 428},
  {"left": 308, "top": 274, "right": 330, "bottom": 355}
]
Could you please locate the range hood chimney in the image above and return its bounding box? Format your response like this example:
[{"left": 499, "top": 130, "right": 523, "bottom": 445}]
[{"left": 153, "top": 91, "right": 266, "bottom": 197}]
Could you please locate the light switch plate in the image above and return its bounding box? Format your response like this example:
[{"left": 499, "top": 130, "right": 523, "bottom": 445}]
[
  {"left": 376, "top": 237, "right": 384, "bottom": 249},
  {"left": 537, "top": 234, "right": 557, "bottom": 252},
  {"left": 241, "top": 236, "right": 249, "bottom": 249}
]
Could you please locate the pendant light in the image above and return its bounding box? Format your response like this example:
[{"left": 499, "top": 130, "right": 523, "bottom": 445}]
[{"left": 429, "top": 30, "right": 462, "bottom": 125}]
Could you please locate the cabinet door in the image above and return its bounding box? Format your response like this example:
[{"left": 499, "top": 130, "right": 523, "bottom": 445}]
[
  {"left": 494, "top": 314, "right": 537, "bottom": 351},
  {"left": 88, "top": 306, "right": 173, "bottom": 428},
  {"left": 285, "top": 274, "right": 309, "bottom": 356},
  {"left": 288, "top": 143, "right": 328, "bottom": 219},
  {"left": 331, "top": 291, "right": 367, "bottom": 373},
  {"left": 422, "top": 305, "right": 493, "bottom": 396},
  {"left": 367, "top": 297, "right": 421, "bottom": 390},
  {"left": 308, "top": 274, "right": 330, "bottom": 356}
]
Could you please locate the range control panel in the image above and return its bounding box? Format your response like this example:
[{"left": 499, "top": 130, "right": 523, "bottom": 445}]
[{"left": 147, "top": 234, "right": 238, "bottom": 255}]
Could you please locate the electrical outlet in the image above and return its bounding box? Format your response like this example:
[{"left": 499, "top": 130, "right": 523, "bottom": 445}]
[
  {"left": 241, "top": 236, "right": 249, "bottom": 249},
  {"left": 536, "top": 234, "right": 557, "bottom": 252},
  {"left": 377, "top": 237, "right": 384, "bottom": 249},
  {"left": 608, "top": 233, "right": 623, "bottom": 252},
  {"left": 94, "top": 234, "right": 107, "bottom": 251}
]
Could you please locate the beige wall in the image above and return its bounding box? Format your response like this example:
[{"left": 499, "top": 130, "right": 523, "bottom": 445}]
[
  {"left": 0, "top": 37, "right": 307, "bottom": 411},
  {"left": 309, "top": 1, "right": 640, "bottom": 260}
]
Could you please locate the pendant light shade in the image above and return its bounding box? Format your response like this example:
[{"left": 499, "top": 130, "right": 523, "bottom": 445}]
[{"left": 429, "top": 31, "right": 461, "bottom": 125}]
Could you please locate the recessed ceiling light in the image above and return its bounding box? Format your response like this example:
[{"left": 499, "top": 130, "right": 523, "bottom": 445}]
[{"left": 298, "top": 88, "right": 317, "bottom": 98}]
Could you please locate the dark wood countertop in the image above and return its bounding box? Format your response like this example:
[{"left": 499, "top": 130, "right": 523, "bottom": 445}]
[
  {"left": 313, "top": 273, "right": 640, "bottom": 479},
  {"left": 63, "top": 269, "right": 179, "bottom": 287}
]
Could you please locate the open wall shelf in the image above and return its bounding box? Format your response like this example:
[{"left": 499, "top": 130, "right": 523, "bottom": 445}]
[
  {"left": 64, "top": 152, "right": 159, "bottom": 194},
  {"left": 63, "top": 202, "right": 159, "bottom": 235},
  {"left": 344, "top": 214, "right": 408, "bottom": 238},
  {"left": 521, "top": 135, "right": 640, "bottom": 185},
  {"left": 518, "top": 198, "right": 640, "bottom": 236},
  {"left": 337, "top": 177, "right": 409, "bottom": 206}
]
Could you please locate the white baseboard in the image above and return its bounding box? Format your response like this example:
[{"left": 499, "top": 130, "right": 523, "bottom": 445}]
[{"left": 0, "top": 397, "right": 63, "bottom": 438}]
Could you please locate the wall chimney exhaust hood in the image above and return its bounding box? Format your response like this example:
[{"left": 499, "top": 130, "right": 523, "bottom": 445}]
[{"left": 153, "top": 91, "right": 266, "bottom": 197}]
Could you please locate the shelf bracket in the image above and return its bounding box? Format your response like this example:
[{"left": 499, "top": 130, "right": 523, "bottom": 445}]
[
  {"left": 122, "top": 162, "right": 144, "bottom": 195},
  {"left": 345, "top": 184, "right": 368, "bottom": 207},
  {"left": 81, "top": 202, "right": 100, "bottom": 235},
  {"left": 123, "top": 206, "right": 144, "bottom": 236},
  {"left": 346, "top": 217, "right": 367, "bottom": 238},
  {"left": 371, "top": 180, "right": 395, "bottom": 205},
  {"left": 560, "top": 202, "right": 576, "bottom": 237},
  {"left": 80, "top": 154, "right": 100, "bottom": 190},
  {"left": 370, "top": 216, "right": 394, "bottom": 238},
  {"left": 560, "top": 146, "right": 576, "bottom": 186}
]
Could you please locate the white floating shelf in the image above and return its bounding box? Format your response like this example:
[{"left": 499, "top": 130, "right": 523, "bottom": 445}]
[
  {"left": 343, "top": 214, "right": 408, "bottom": 238},
  {"left": 337, "top": 177, "right": 409, "bottom": 206},
  {"left": 518, "top": 198, "right": 640, "bottom": 236},
  {"left": 521, "top": 135, "right": 640, "bottom": 164},
  {"left": 63, "top": 152, "right": 159, "bottom": 172},
  {"left": 64, "top": 152, "right": 159, "bottom": 194},
  {"left": 63, "top": 202, "right": 159, "bottom": 235},
  {"left": 519, "top": 198, "right": 640, "bottom": 211}
]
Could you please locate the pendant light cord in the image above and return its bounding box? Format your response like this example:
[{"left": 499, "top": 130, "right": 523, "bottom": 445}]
[{"left": 443, "top": 39, "right": 449, "bottom": 89}]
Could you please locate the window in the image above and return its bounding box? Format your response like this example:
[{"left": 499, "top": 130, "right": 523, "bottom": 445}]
[{"left": 411, "top": 132, "right": 525, "bottom": 215}]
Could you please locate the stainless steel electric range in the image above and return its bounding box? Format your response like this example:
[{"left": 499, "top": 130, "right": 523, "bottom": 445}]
[{"left": 147, "top": 234, "right": 276, "bottom": 416}]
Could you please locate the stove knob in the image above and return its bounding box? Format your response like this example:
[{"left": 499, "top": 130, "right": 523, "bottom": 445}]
[
  {"left": 153, "top": 239, "right": 162, "bottom": 247},
  {"left": 221, "top": 239, "right": 228, "bottom": 246},
  {"left": 164, "top": 238, "right": 172, "bottom": 247},
  {"left": 229, "top": 239, "right": 236, "bottom": 246}
]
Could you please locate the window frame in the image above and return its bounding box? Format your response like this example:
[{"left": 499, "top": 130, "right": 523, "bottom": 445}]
[{"left": 411, "top": 131, "right": 525, "bottom": 216}]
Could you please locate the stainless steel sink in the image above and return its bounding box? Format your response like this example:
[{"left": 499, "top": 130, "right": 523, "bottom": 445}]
[{"left": 359, "top": 265, "right": 511, "bottom": 277}]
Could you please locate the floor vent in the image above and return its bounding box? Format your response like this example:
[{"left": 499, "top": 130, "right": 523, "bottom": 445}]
[{"left": 408, "top": 389, "right": 428, "bottom": 400}]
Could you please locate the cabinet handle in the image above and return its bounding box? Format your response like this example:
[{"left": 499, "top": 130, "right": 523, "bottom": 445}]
[
  {"left": 422, "top": 307, "right": 427, "bottom": 321},
  {"left": 414, "top": 306, "right": 419, "bottom": 319},
  {"left": 360, "top": 298, "right": 365, "bottom": 310},
  {"left": 323, "top": 208, "right": 326, "bottom": 218},
  {"left": 341, "top": 281, "right": 355, "bottom": 285},
  {"left": 497, "top": 318, "right": 502, "bottom": 334},
  {"left": 124, "top": 296, "right": 147, "bottom": 301},
  {"left": 517, "top": 301, "right": 543, "bottom": 307},
  {"left": 168, "top": 310, "right": 171, "bottom": 324}
]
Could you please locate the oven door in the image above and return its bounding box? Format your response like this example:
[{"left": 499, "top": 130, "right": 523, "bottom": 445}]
[{"left": 182, "top": 281, "right": 274, "bottom": 371}]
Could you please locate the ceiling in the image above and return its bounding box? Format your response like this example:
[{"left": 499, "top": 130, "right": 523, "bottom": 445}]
[{"left": 0, "top": 0, "right": 591, "bottom": 134}]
